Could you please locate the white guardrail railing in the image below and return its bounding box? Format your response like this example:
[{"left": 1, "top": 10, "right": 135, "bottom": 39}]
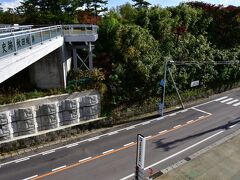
[{"left": 0, "top": 24, "right": 98, "bottom": 58}]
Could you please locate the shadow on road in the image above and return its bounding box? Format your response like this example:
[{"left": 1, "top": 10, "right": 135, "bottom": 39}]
[{"left": 154, "top": 117, "right": 240, "bottom": 151}]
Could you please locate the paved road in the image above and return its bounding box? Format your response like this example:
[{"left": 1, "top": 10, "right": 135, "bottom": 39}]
[{"left": 0, "top": 91, "right": 240, "bottom": 180}]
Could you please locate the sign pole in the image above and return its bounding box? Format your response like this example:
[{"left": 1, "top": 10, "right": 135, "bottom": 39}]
[{"left": 136, "top": 134, "right": 146, "bottom": 180}]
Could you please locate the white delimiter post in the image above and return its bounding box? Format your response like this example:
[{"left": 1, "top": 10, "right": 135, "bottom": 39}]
[{"left": 136, "top": 134, "right": 146, "bottom": 180}]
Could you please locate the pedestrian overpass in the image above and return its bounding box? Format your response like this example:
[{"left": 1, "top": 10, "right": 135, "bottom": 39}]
[{"left": 0, "top": 24, "right": 98, "bottom": 89}]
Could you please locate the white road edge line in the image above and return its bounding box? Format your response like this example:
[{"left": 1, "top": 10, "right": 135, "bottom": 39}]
[
  {"left": 88, "top": 137, "right": 100, "bottom": 142},
  {"left": 42, "top": 150, "right": 55, "bottom": 155},
  {"left": 120, "top": 173, "right": 135, "bottom": 180},
  {"left": 15, "top": 157, "right": 30, "bottom": 163},
  {"left": 168, "top": 113, "right": 177, "bottom": 117},
  {"left": 125, "top": 126, "right": 135, "bottom": 130},
  {"left": 144, "top": 130, "right": 224, "bottom": 170},
  {"left": 119, "top": 130, "right": 224, "bottom": 180},
  {"left": 52, "top": 165, "right": 66, "bottom": 172},
  {"left": 229, "top": 124, "right": 237, "bottom": 129},
  {"left": 107, "top": 131, "right": 119, "bottom": 136},
  {"left": 66, "top": 143, "right": 79, "bottom": 148},
  {"left": 79, "top": 157, "right": 92, "bottom": 162},
  {"left": 124, "top": 142, "right": 135, "bottom": 147},
  {"left": 22, "top": 175, "right": 38, "bottom": 180},
  {"left": 141, "top": 121, "right": 150, "bottom": 125},
  {"left": 102, "top": 149, "right": 114, "bottom": 154},
  {"left": 0, "top": 95, "right": 222, "bottom": 167}
]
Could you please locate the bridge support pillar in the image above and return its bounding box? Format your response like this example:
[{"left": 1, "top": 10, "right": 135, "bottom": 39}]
[{"left": 29, "top": 46, "right": 71, "bottom": 89}]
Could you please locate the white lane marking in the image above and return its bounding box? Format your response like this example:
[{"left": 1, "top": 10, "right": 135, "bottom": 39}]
[
  {"left": 15, "top": 157, "right": 30, "bottom": 163},
  {"left": 107, "top": 131, "right": 119, "bottom": 136},
  {"left": 146, "top": 136, "right": 152, "bottom": 139},
  {"left": 124, "top": 142, "right": 135, "bottom": 147},
  {"left": 229, "top": 124, "right": 237, "bottom": 129},
  {"left": 221, "top": 98, "right": 234, "bottom": 103},
  {"left": 191, "top": 107, "right": 211, "bottom": 115},
  {"left": 180, "top": 109, "right": 188, "bottom": 113},
  {"left": 66, "top": 143, "right": 79, "bottom": 148},
  {"left": 168, "top": 113, "right": 177, "bottom": 117},
  {"left": 42, "top": 150, "right": 55, "bottom": 155},
  {"left": 102, "top": 149, "right": 114, "bottom": 154},
  {"left": 198, "top": 116, "right": 205, "bottom": 119},
  {"left": 22, "top": 175, "right": 38, "bottom": 180},
  {"left": 233, "top": 102, "right": 240, "bottom": 107},
  {"left": 79, "top": 157, "right": 92, "bottom": 162},
  {"left": 214, "top": 96, "right": 228, "bottom": 101},
  {"left": 125, "top": 126, "right": 135, "bottom": 130},
  {"left": 159, "top": 130, "right": 167, "bottom": 134},
  {"left": 187, "top": 120, "right": 194, "bottom": 124},
  {"left": 156, "top": 117, "right": 164, "bottom": 121},
  {"left": 0, "top": 94, "right": 219, "bottom": 167},
  {"left": 226, "top": 99, "right": 239, "bottom": 105},
  {"left": 141, "top": 121, "right": 150, "bottom": 125},
  {"left": 173, "top": 125, "right": 182, "bottom": 129},
  {"left": 144, "top": 130, "right": 224, "bottom": 170},
  {"left": 52, "top": 165, "right": 66, "bottom": 172},
  {"left": 120, "top": 173, "right": 135, "bottom": 180},
  {"left": 88, "top": 136, "right": 100, "bottom": 142}
]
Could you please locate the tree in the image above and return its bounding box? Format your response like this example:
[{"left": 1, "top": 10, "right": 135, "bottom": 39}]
[
  {"left": 132, "top": 0, "right": 151, "bottom": 9},
  {"left": 91, "top": 0, "right": 108, "bottom": 15}
]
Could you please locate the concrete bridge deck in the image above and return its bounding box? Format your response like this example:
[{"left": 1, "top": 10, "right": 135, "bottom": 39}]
[{"left": 0, "top": 24, "right": 98, "bottom": 87}]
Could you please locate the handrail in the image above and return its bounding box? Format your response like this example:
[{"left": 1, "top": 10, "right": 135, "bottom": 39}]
[
  {"left": 0, "top": 25, "right": 63, "bottom": 58},
  {"left": 0, "top": 24, "right": 98, "bottom": 59}
]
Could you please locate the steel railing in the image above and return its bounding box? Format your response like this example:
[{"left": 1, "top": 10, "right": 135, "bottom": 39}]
[
  {"left": 0, "top": 24, "right": 98, "bottom": 58},
  {"left": 0, "top": 25, "right": 63, "bottom": 58}
]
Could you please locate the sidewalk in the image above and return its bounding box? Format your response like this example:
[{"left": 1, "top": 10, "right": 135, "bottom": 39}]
[{"left": 156, "top": 130, "right": 240, "bottom": 180}]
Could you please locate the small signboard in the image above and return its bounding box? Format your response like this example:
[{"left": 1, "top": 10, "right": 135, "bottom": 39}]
[
  {"left": 137, "top": 134, "right": 146, "bottom": 169},
  {"left": 191, "top": 80, "right": 200, "bottom": 87}
]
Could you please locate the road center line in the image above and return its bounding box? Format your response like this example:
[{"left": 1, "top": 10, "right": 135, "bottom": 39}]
[
  {"left": 124, "top": 142, "right": 135, "bottom": 147},
  {"left": 159, "top": 130, "right": 167, "bottom": 134},
  {"left": 187, "top": 120, "right": 194, "bottom": 124},
  {"left": 22, "top": 175, "right": 38, "bottom": 180},
  {"left": 102, "top": 149, "right": 114, "bottom": 154},
  {"left": 79, "top": 157, "right": 92, "bottom": 162},
  {"left": 173, "top": 125, "right": 182, "bottom": 129},
  {"left": 52, "top": 165, "right": 66, "bottom": 172}
]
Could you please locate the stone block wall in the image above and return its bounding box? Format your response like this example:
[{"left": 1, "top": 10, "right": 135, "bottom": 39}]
[{"left": 0, "top": 91, "right": 100, "bottom": 142}]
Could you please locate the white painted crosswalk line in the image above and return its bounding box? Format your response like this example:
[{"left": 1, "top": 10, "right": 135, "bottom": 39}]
[
  {"left": 233, "top": 102, "right": 240, "bottom": 107},
  {"left": 226, "top": 99, "right": 239, "bottom": 105},
  {"left": 214, "top": 96, "right": 228, "bottom": 101},
  {"left": 220, "top": 98, "right": 234, "bottom": 103}
]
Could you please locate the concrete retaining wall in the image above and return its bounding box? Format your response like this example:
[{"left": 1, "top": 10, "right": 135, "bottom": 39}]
[{"left": 0, "top": 91, "right": 100, "bottom": 142}]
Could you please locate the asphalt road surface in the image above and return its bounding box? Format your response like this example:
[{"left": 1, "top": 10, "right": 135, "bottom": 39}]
[{"left": 0, "top": 91, "right": 240, "bottom": 180}]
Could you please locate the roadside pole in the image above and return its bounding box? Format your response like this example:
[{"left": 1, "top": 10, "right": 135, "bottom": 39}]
[{"left": 135, "top": 134, "right": 146, "bottom": 180}]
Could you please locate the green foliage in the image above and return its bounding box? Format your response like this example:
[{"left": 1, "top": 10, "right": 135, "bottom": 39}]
[
  {"left": 108, "top": 24, "right": 162, "bottom": 104},
  {"left": 67, "top": 68, "right": 107, "bottom": 95}
]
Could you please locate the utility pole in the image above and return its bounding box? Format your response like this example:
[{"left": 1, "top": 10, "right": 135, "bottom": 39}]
[{"left": 159, "top": 60, "right": 239, "bottom": 116}]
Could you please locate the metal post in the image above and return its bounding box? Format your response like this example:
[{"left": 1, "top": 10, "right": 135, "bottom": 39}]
[
  {"left": 161, "top": 61, "right": 168, "bottom": 116},
  {"left": 168, "top": 68, "right": 185, "bottom": 109},
  {"left": 73, "top": 48, "right": 78, "bottom": 70},
  {"left": 88, "top": 42, "right": 93, "bottom": 70}
]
